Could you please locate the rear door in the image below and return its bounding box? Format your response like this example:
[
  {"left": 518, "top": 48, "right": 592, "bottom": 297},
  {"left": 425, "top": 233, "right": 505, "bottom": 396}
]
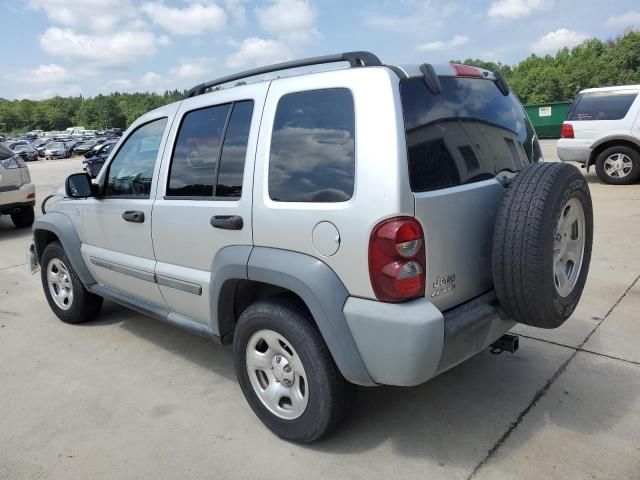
[
  {"left": 400, "top": 73, "right": 538, "bottom": 310},
  {"left": 151, "top": 83, "right": 267, "bottom": 326}
]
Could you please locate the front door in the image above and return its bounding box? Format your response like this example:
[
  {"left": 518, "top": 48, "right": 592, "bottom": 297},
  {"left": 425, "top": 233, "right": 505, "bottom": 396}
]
[
  {"left": 82, "top": 112, "right": 174, "bottom": 307},
  {"left": 151, "top": 84, "right": 267, "bottom": 327}
]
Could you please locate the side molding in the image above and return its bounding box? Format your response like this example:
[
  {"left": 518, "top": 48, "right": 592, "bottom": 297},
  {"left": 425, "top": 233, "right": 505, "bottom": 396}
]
[
  {"left": 247, "top": 247, "right": 375, "bottom": 387},
  {"left": 33, "top": 212, "right": 96, "bottom": 285}
]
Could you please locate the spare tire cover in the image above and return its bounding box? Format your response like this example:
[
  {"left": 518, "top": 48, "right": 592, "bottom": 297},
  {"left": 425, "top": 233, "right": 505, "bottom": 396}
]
[{"left": 492, "top": 162, "right": 593, "bottom": 329}]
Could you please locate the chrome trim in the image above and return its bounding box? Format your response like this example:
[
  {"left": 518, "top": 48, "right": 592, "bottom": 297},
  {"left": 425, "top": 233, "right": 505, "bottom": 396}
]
[
  {"left": 156, "top": 275, "right": 203, "bottom": 295},
  {"left": 89, "top": 257, "right": 156, "bottom": 283}
]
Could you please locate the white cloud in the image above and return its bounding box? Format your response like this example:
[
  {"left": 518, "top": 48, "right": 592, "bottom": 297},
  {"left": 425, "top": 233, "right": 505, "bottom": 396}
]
[
  {"left": 27, "top": 0, "right": 134, "bottom": 32},
  {"left": 606, "top": 10, "right": 640, "bottom": 29},
  {"left": 103, "top": 59, "right": 213, "bottom": 93},
  {"left": 418, "top": 34, "right": 470, "bottom": 52},
  {"left": 488, "top": 0, "right": 552, "bottom": 20},
  {"left": 531, "top": 28, "right": 588, "bottom": 53},
  {"left": 14, "top": 64, "right": 74, "bottom": 85},
  {"left": 141, "top": 2, "right": 227, "bottom": 36},
  {"left": 40, "top": 27, "right": 160, "bottom": 66},
  {"left": 365, "top": 2, "right": 461, "bottom": 33},
  {"left": 226, "top": 37, "right": 291, "bottom": 69},
  {"left": 226, "top": 0, "right": 246, "bottom": 25},
  {"left": 255, "top": 0, "right": 318, "bottom": 43},
  {"left": 18, "top": 84, "right": 83, "bottom": 100}
]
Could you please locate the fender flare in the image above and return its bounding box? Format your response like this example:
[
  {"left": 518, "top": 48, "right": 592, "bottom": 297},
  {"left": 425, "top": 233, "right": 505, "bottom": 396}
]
[
  {"left": 246, "top": 247, "right": 375, "bottom": 386},
  {"left": 33, "top": 212, "right": 96, "bottom": 286}
]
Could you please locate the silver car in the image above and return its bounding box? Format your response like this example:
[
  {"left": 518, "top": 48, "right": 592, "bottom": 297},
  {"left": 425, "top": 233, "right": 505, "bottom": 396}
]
[
  {"left": 30, "top": 52, "right": 593, "bottom": 443},
  {"left": 0, "top": 143, "right": 35, "bottom": 228}
]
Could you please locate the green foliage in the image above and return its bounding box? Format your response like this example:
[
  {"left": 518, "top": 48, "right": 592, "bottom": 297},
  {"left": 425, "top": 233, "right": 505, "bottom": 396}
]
[
  {"left": 2, "top": 32, "right": 640, "bottom": 135},
  {"left": 456, "top": 31, "right": 640, "bottom": 104}
]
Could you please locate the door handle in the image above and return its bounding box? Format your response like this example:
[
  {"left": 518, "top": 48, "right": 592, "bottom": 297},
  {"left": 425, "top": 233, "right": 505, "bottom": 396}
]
[
  {"left": 122, "top": 210, "right": 145, "bottom": 223},
  {"left": 210, "top": 215, "right": 243, "bottom": 230}
]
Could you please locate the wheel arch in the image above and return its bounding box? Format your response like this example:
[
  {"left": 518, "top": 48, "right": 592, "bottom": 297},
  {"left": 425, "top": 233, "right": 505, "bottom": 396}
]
[
  {"left": 209, "top": 246, "right": 375, "bottom": 386},
  {"left": 588, "top": 137, "right": 640, "bottom": 167},
  {"left": 33, "top": 212, "right": 96, "bottom": 286}
]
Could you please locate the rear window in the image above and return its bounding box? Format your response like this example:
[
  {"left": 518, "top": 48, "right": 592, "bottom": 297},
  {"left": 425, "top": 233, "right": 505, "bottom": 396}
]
[
  {"left": 568, "top": 91, "right": 638, "bottom": 121},
  {"left": 400, "top": 77, "right": 536, "bottom": 192}
]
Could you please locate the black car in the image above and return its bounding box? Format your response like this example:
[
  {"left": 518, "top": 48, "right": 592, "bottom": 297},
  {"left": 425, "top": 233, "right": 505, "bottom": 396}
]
[
  {"left": 82, "top": 140, "right": 118, "bottom": 178},
  {"left": 73, "top": 140, "right": 98, "bottom": 155},
  {"left": 12, "top": 143, "right": 38, "bottom": 161}
]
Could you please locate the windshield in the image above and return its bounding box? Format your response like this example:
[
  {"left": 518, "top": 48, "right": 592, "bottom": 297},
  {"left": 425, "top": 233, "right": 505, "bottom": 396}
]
[
  {"left": 50, "top": 142, "right": 64, "bottom": 148},
  {"left": 13, "top": 145, "right": 29, "bottom": 151},
  {"left": 400, "top": 76, "right": 538, "bottom": 192}
]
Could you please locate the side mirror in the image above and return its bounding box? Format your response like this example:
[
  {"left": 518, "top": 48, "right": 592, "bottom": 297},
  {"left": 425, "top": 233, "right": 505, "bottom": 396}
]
[{"left": 65, "top": 173, "right": 94, "bottom": 198}]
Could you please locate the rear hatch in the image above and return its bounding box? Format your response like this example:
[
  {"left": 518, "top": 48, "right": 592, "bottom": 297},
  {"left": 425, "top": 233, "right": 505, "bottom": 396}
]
[{"left": 399, "top": 67, "right": 540, "bottom": 310}]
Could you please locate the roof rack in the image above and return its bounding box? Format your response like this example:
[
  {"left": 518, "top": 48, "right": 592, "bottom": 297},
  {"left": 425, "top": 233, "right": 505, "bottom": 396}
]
[{"left": 184, "top": 51, "right": 382, "bottom": 98}]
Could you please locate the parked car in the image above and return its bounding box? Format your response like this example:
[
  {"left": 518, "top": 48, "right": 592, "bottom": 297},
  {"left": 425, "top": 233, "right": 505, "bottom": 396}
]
[
  {"left": 12, "top": 143, "right": 39, "bottom": 161},
  {"left": 44, "top": 141, "right": 70, "bottom": 159},
  {"left": 31, "top": 52, "right": 593, "bottom": 443},
  {"left": 557, "top": 85, "right": 640, "bottom": 184},
  {"left": 82, "top": 140, "right": 118, "bottom": 178},
  {"left": 72, "top": 140, "right": 98, "bottom": 155},
  {"left": 5, "top": 140, "right": 28, "bottom": 150},
  {"left": 0, "top": 143, "right": 35, "bottom": 228}
]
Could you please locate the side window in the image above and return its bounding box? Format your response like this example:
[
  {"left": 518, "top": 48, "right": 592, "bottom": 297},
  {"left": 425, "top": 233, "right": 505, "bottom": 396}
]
[
  {"left": 105, "top": 117, "right": 167, "bottom": 198},
  {"left": 269, "top": 88, "right": 355, "bottom": 202},
  {"left": 569, "top": 91, "right": 638, "bottom": 121},
  {"left": 216, "top": 101, "right": 254, "bottom": 197},
  {"left": 167, "top": 104, "right": 232, "bottom": 197}
]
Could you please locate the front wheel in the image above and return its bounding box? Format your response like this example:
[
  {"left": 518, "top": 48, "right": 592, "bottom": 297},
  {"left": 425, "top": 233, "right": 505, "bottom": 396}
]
[
  {"left": 40, "top": 242, "right": 103, "bottom": 324},
  {"left": 595, "top": 146, "right": 640, "bottom": 185},
  {"left": 233, "top": 299, "right": 354, "bottom": 443}
]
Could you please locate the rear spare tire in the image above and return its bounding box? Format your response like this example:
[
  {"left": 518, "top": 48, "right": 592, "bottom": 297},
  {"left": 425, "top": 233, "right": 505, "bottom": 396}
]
[{"left": 493, "top": 162, "right": 593, "bottom": 329}]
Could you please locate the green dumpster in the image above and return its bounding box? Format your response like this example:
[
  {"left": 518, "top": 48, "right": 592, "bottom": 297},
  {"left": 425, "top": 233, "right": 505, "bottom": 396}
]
[{"left": 524, "top": 101, "right": 572, "bottom": 139}]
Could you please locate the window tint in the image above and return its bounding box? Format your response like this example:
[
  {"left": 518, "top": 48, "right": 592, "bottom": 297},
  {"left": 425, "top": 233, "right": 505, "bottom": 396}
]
[
  {"left": 400, "top": 77, "right": 536, "bottom": 192},
  {"left": 269, "top": 88, "right": 355, "bottom": 202},
  {"left": 568, "top": 91, "right": 638, "bottom": 121},
  {"left": 167, "top": 104, "right": 232, "bottom": 196},
  {"left": 216, "top": 100, "right": 254, "bottom": 197},
  {"left": 104, "top": 117, "right": 167, "bottom": 198}
]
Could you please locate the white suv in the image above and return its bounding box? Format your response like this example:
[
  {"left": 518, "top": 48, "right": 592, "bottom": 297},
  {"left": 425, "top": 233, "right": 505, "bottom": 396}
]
[{"left": 557, "top": 85, "right": 640, "bottom": 184}]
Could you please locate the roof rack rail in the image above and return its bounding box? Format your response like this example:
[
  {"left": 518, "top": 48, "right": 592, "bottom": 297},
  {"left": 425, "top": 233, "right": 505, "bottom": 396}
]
[{"left": 184, "top": 51, "right": 382, "bottom": 98}]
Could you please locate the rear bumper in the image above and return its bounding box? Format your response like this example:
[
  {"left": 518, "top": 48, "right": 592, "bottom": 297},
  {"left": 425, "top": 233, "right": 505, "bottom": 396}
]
[
  {"left": 0, "top": 183, "right": 35, "bottom": 213},
  {"left": 557, "top": 139, "right": 592, "bottom": 163},
  {"left": 343, "top": 291, "right": 515, "bottom": 386}
]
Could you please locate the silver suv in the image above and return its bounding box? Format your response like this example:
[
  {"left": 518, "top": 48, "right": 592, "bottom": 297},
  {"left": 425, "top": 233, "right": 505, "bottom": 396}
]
[{"left": 31, "top": 52, "right": 593, "bottom": 442}]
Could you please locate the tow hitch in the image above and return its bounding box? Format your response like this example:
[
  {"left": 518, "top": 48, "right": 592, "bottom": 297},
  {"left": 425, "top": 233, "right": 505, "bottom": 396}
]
[{"left": 490, "top": 333, "right": 519, "bottom": 355}]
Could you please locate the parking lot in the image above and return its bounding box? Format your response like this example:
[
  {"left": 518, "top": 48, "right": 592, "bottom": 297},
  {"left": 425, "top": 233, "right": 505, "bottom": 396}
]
[{"left": 1, "top": 141, "right": 639, "bottom": 480}]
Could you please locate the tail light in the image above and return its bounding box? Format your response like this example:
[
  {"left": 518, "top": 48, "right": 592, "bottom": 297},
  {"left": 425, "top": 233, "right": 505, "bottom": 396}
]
[
  {"left": 27, "top": 192, "right": 35, "bottom": 200},
  {"left": 369, "top": 217, "right": 426, "bottom": 302},
  {"left": 561, "top": 123, "right": 574, "bottom": 139}
]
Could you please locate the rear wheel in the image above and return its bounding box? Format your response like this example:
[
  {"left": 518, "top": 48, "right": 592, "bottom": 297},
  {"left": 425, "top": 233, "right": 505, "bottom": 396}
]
[
  {"left": 11, "top": 206, "right": 34, "bottom": 228},
  {"left": 493, "top": 162, "right": 593, "bottom": 329},
  {"left": 40, "top": 242, "right": 103, "bottom": 324},
  {"left": 233, "top": 298, "right": 354, "bottom": 443},
  {"left": 595, "top": 146, "right": 640, "bottom": 185}
]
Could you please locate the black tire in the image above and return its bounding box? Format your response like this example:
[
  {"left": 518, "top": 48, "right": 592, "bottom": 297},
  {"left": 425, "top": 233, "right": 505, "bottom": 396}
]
[
  {"left": 10, "top": 205, "right": 35, "bottom": 228},
  {"left": 40, "top": 242, "right": 103, "bottom": 324},
  {"left": 493, "top": 162, "right": 593, "bottom": 329},
  {"left": 233, "top": 298, "right": 354, "bottom": 443},
  {"left": 594, "top": 146, "right": 640, "bottom": 185}
]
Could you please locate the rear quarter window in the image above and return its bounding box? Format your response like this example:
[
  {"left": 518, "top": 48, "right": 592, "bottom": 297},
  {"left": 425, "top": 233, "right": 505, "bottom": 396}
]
[
  {"left": 268, "top": 88, "right": 355, "bottom": 203},
  {"left": 568, "top": 91, "right": 638, "bottom": 121},
  {"left": 400, "top": 76, "right": 536, "bottom": 193}
]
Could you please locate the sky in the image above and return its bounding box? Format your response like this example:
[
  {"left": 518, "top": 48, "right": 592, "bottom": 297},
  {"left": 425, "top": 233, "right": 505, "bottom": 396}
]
[{"left": 1, "top": 0, "right": 639, "bottom": 100}]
